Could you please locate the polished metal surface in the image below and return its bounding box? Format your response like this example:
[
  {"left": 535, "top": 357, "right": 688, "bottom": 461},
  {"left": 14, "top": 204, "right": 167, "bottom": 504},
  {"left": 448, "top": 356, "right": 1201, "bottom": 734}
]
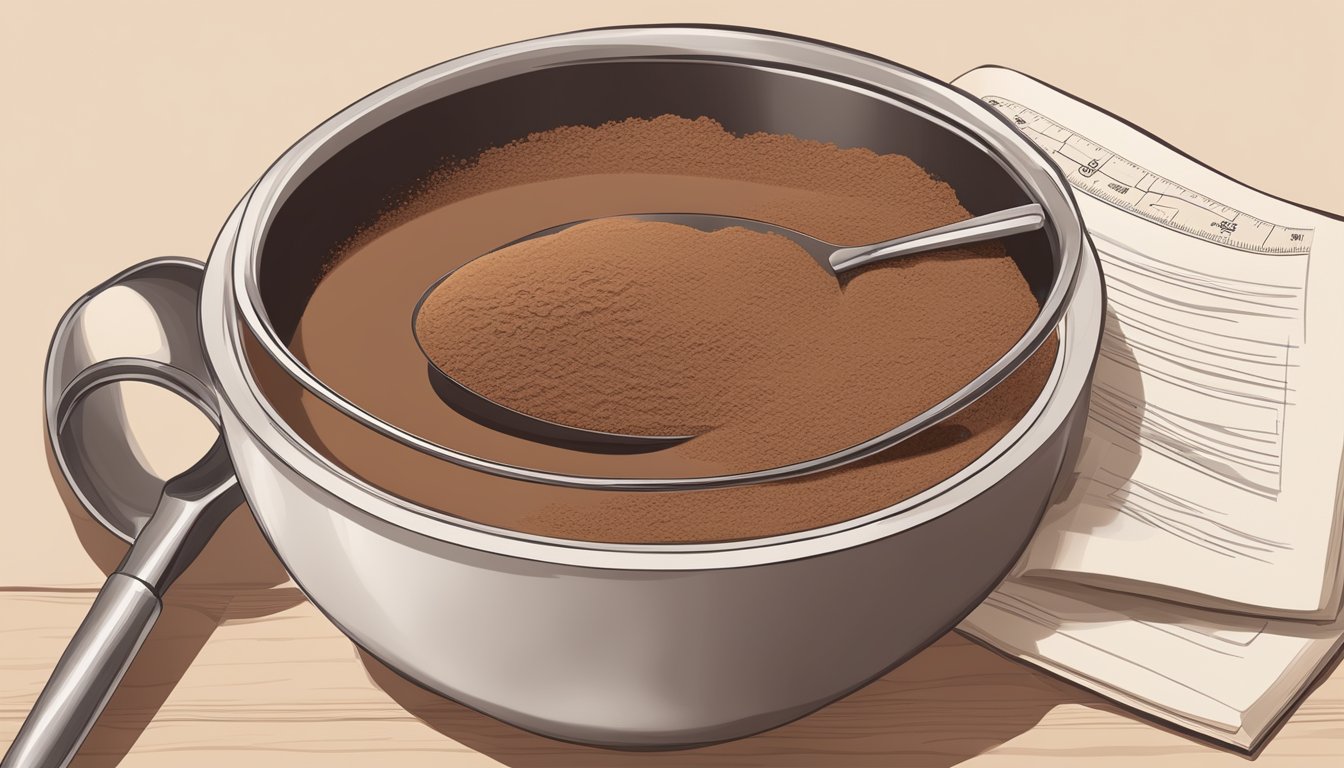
[
  {"left": 416, "top": 203, "right": 1046, "bottom": 448},
  {"left": 33, "top": 27, "right": 1107, "bottom": 750},
  {"left": 9, "top": 261, "right": 244, "bottom": 767},
  {"left": 827, "top": 204, "right": 1046, "bottom": 271},
  {"left": 43, "top": 259, "right": 218, "bottom": 541}
]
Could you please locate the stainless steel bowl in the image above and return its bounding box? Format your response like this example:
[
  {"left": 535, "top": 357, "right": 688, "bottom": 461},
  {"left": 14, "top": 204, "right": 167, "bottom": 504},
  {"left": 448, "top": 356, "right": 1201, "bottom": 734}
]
[{"left": 40, "top": 26, "right": 1104, "bottom": 751}]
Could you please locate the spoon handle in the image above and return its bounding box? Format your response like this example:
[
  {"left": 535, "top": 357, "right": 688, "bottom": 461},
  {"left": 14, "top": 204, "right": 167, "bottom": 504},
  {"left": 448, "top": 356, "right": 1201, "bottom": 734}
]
[
  {"left": 8, "top": 333, "right": 242, "bottom": 768},
  {"left": 0, "top": 575, "right": 160, "bottom": 768},
  {"left": 2, "top": 444, "right": 240, "bottom": 768},
  {"left": 828, "top": 203, "right": 1045, "bottom": 273}
]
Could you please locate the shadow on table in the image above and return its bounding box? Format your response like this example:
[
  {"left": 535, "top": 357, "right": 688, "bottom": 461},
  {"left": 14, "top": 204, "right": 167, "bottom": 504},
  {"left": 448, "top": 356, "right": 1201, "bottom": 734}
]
[
  {"left": 358, "top": 631, "right": 1093, "bottom": 768},
  {"left": 42, "top": 438, "right": 304, "bottom": 768}
]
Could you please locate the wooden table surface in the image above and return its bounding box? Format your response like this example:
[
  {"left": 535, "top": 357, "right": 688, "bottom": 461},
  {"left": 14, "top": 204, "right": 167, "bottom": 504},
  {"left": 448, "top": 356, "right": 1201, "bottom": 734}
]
[
  {"left": 8, "top": 499, "right": 1344, "bottom": 768},
  {"left": 3, "top": 1, "right": 1342, "bottom": 765}
]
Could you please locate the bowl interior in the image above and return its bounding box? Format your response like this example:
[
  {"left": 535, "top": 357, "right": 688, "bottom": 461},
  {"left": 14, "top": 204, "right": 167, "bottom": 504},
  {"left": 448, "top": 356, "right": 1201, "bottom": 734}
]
[
  {"left": 208, "top": 38, "right": 1099, "bottom": 562},
  {"left": 258, "top": 59, "right": 1052, "bottom": 344}
]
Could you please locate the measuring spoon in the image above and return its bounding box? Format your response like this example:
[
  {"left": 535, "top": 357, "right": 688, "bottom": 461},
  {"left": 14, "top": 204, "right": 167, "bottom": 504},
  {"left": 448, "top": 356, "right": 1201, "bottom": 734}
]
[{"left": 414, "top": 204, "right": 1045, "bottom": 450}]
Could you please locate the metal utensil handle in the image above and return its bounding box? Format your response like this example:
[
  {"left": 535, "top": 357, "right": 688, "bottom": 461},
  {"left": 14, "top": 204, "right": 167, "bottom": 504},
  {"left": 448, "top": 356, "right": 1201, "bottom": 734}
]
[
  {"left": 2, "top": 575, "right": 160, "bottom": 768},
  {"left": 6, "top": 365, "right": 239, "bottom": 768},
  {"left": 9, "top": 259, "right": 242, "bottom": 768},
  {"left": 828, "top": 203, "right": 1046, "bottom": 272}
]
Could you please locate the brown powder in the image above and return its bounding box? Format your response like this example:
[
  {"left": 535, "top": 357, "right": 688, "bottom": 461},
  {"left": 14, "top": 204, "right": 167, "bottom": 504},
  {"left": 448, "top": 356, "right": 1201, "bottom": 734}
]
[
  {"left": 416, "top": 217, "right": 1039, "bottom": 473},
  {"left": 275, "top": 115, "right": 1057, "bottom": 543},
  {"left": 335, "top": 115, "right": 981, "bottom": 259},
  {"left": 415, "top": 221, "right": 835, "bottom": 443}
]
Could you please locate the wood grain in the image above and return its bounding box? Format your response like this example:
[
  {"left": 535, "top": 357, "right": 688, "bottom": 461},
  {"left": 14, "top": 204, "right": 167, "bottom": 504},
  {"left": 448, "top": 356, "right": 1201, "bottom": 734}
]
[{"left": 2, "top": 508, "right": 1342, "bottom": 767}]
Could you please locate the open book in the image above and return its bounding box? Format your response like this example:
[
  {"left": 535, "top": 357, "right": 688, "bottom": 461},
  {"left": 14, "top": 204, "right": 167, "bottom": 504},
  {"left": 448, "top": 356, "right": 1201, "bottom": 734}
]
[{"left": 951, "top": 66, "right": 1344, "bottom": 750}]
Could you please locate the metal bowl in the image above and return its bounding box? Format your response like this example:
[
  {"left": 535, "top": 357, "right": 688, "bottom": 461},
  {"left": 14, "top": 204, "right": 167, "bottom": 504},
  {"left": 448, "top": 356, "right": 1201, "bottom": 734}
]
[{"left": 48, "top": 26, "right": 1105, "bottom": 748}]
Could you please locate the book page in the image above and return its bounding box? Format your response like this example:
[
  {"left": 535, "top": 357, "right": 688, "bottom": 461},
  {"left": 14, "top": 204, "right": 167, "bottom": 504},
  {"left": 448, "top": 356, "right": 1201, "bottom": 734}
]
[
  {"left": 953, "top": 66, "right": 1344, "bottom": 615},
  {"left": 958, "top": 575, "right": 1344, "bottom": 750}
]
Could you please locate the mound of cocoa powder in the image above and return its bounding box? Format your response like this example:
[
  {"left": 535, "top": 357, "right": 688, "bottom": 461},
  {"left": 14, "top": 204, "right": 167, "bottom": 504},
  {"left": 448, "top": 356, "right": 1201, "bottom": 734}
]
[
  {"left": 415, "top": 220, "right": 835, "bottom": 443},
  {"left": 415, "top": 216, "right": 1040, "bottom": 473},
  {"left": 278, "top": 115, "right": 1056, "bottom": 543}
]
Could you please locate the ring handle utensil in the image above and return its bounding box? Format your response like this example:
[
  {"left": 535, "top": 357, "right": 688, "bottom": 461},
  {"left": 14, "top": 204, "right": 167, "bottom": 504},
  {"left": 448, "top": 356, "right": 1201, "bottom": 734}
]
[{"left": 4, "top": 259, "right": 241, "bottom": 768}]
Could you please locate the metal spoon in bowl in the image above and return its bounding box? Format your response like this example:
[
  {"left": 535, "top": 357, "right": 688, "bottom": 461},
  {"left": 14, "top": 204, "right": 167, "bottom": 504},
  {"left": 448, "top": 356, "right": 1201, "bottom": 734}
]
[{"left": 414, "top": 203, "right": 1045, "bottom": 450}]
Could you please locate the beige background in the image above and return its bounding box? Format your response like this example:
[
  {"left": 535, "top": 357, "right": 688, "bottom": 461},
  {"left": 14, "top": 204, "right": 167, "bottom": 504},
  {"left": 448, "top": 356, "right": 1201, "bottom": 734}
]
[{"left": 3, "top": 0, "right": 1342, "bottom": 765}]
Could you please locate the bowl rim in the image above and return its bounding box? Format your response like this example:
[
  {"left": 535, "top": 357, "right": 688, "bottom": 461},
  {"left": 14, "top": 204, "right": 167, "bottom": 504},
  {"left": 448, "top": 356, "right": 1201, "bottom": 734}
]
[
  {"left": 232, "top": 24, "right": 1087, "bottom": 491},
  {"left": 201, "top": 25, "right": 1106, "bottom": 569}
]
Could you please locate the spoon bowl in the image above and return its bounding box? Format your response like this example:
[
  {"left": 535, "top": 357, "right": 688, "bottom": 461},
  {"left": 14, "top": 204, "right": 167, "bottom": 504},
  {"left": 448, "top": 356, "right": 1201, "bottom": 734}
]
[{"left": 414, "top": 205, "right": 1046, "bottom": 449}]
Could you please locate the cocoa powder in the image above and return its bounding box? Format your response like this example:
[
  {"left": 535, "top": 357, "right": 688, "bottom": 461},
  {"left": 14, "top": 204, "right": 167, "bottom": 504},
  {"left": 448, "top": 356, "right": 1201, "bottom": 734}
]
[{"left": 279, "top": 115, "right": 1056, "bottom": 543}]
